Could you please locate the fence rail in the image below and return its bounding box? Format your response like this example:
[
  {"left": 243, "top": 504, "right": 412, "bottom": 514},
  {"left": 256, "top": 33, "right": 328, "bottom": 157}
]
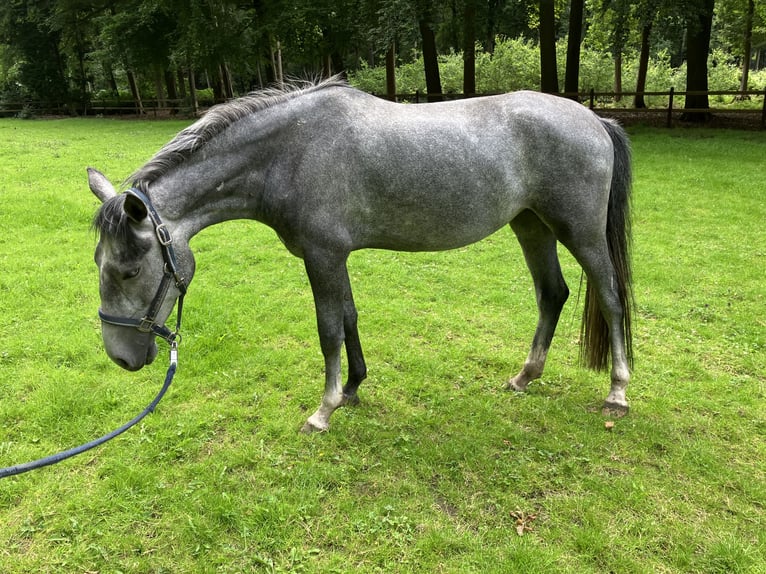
[
  {"left": 377, "top": 88, "right": 766, "bottom": 128},
  {"left": 0, "top": 98, "right": 200, "bottom": 118},
  {"left": 2, "top": 88, "right": 765, "bottom": 128}
]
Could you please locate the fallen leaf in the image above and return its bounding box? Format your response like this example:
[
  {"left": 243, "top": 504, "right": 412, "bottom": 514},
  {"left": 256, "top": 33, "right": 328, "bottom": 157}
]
[
  {"left": 605, "top": 420, "right": 615, "bottom": 431},
  {"left": 510, "top": 509, "right": 537, "bottom": 536}
]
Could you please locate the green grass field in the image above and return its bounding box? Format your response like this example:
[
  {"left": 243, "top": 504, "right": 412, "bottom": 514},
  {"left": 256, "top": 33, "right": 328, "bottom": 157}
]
[{"left": 0, "top": 117, "right": 764, "bottom": 573}]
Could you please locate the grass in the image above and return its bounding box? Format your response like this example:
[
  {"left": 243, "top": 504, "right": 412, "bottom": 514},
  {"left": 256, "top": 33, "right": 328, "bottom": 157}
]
[{"left": 0, "top": 117, "right": 764, "bottom": 573}]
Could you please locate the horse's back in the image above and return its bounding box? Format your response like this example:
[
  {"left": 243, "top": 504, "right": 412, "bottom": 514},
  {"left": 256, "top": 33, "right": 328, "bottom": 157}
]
[{"left": 284, "top": 87, "right": 614, "bottom": 252}]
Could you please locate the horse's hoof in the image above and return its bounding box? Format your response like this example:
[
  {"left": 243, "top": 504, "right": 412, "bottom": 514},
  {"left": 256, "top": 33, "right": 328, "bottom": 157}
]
[
  {"left": 300, "top": 420, "right": 329, "bottom": 434},
  {"left": 343, "top": 392, "right": 360, "bottom": 407},
  {"left": 602, "top": 402, "right": 629, "bottom": 418},
  {"left": 505, "top": 379, "right": 528, "bottom": 392}
]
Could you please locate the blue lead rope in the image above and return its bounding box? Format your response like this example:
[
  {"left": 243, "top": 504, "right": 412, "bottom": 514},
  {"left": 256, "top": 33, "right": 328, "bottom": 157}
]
[{"left": 0, "top": 345, "right": 177, "bottom": 479}]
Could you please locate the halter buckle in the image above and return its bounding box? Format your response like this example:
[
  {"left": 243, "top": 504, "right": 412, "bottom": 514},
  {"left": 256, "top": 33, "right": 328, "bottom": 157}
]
[
  {"left": 155, "top": 223, "right": 173, "bottom": 246},
  {"left": 138, "top": 317, "right": 156, "bottom": 333}
]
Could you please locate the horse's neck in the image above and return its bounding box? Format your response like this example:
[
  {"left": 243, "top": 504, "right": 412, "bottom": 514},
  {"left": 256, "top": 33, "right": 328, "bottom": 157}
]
[{"left": 150, "top": 121, "right": 277, "bottom": 241}]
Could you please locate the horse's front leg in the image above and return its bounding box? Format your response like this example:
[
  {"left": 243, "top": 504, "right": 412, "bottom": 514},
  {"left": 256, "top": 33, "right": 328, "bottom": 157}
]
[
  {"left": 302, "top": 348, "right": 345, "bottom": 433},
  {"left": 341, "top": 288, "right": 367, "bottom": 406},
  {"left": 301, "top": 250, "right": 354, "bottom": 433}
]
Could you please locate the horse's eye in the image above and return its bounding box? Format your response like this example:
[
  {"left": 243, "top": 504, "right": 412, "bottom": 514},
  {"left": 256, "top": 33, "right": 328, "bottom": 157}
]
[{"left": 123, "top": 268, "right": 141, "bottom": 280}]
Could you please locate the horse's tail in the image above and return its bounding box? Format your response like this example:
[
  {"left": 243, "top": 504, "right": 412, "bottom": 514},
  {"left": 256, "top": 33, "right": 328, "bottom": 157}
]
[{"left": 580, "top": 119, "right": 634, "bottom": 371}]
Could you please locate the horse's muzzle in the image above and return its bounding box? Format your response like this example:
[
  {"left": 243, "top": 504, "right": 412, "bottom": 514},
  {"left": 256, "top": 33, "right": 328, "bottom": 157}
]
[{"left": 105, "top": 337, "right": 158, "bottom": 371}]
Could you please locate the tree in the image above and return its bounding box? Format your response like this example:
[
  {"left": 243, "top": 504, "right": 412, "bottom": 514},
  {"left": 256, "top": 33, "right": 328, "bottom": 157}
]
[
  {"left": 95, "top": 0, "right": 177, "bottom": 111},
  {"left": 361, "top": 0, "right": 419, "bottom": 99},
  {"left": 684, "top": 0, "right": 715, "bottom": 119},
  {"left": 463, "top": 0, "right": 477, "bottom": 95},
  {"left": 417, "top": 1, "right": 443, "bottom": 100},
  {"left": 564, "top": 0, "right": 585, "bottom": 97},
  {"left": 50, "top": 0, "right": 100, "bottom": 109},
  {"left": 539, "top": 0, "right": 559, "bottom": 93},
  {"left": 0, "top": 0, "right": 70, "bottom": 108},
  {"left": 738, "top": 0, "right": 755, "bottom": 95},
  {"left": 716, "top": 0, "right": 762, "bottom": 96},
  {"left": 0, "top": 0, "right": 762, "bottom": 113},
  {"left": 634, "top": 1, "right": 663, "bottom": 108},
  {"left": 588, "top": 0, "right": 633, "bottom": 100}
]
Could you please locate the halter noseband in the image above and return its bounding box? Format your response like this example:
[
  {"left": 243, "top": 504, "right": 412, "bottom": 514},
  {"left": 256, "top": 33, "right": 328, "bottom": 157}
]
[{"left": 98, "top": 189, "right": 187, "bottom": 345}]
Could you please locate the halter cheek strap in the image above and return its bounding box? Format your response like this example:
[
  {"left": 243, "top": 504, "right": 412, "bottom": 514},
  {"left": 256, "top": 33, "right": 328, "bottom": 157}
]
[{"left": 98, "top": 189, "right": 187, "bottom": 345}]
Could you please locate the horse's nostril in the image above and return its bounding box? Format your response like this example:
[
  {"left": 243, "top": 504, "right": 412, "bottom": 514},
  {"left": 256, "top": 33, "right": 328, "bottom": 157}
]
[
  {"left": 112, "top": 356, "right": 143, "bottom": 371},
  {"left": 114, "top": 357, "right": 131, "bottom": 370}
]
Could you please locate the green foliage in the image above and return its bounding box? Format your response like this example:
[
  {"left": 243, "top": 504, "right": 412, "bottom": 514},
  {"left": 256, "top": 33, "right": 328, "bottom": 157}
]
[
  {"left": 478, "top": 37, "right": 543, "bottom": 91},
  {"left": 1, "top": 0, "right": 765, "bottom": 110},
  {"left": 350, "top": 36, "right": 766, "bottom": 96},
  {"left": 0, "top": 117, "right": 765, "bottom": 573}
]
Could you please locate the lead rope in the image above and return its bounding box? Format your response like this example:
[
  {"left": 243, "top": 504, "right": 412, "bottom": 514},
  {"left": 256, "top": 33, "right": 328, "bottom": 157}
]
[{"left": 0, "top": 299, "right": 183, "bottom": 480}]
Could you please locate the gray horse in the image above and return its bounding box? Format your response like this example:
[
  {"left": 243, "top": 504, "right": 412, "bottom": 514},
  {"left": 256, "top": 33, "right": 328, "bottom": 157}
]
[{"left": 89, "top": 77, "right": 633, "bottom": 433}]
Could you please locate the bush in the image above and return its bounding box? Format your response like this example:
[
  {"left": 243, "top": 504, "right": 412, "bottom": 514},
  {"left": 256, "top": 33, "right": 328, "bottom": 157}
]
[
  {"left": 348, "top": 37, "right": 760, "bottom": 103},
  {"left": 748, "top": 68, "right": 766, "bottom": 91},
  {"left": 478, "top": 37, "right": 541, "bottom": 92}
]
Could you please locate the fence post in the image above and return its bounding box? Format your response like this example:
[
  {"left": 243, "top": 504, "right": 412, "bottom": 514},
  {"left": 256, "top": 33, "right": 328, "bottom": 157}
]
[
  {"left": 589, "top": 88, "right": 595, "bottom": 110},
  {"left": 666, "top": 87, "right": 675, "bottom": 128}
]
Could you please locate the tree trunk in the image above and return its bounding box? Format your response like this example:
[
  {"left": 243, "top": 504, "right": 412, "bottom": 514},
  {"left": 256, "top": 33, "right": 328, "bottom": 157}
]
[
  {"left": 386, "top": 44, "right": 397, "bottom": 101},
  {"left": 634, "top": 20, "right": 652, "bottom": 109},
  {"left": 188, "top": 66, "right": 198, "bottom": 116},
  {"left": 74, "top": 31, "right": 88, "bottom": 114},
  {"left": 212, "top": 68, "right": 225, "bottom": 102},
  {"left": 275, "top": 40, "right": 284, "bottom": 89},
  {"left": 614, "top": 51, "right": 622, "bottom": 102},
  {"left": 105, "top": 63, "right": 119, "bottom": 96},
  {"left": 463, "top": 0, "right": 477, "bottom": 96},
  {"left": 165, "top": 70, "right": 178, "bottom": 101},
  {"left": 322, "top": 53, "right": 332, "bottom": 78},
  {"left": 486, "top": 0, "right": 499, "bottom": 54},
  {"left": 222, "top": 62, "right": 234, "bottom": 98},
  {"left": 738, "top": 0, "right": 754, "bottom": 97},
  {"left": 419, "top": 18, "right": 443, "bottom": 101},
  {"left": 564, "top": 0, "right": 584, "bottom": 99},
  {"left": 683, "top": 0, "right": 715, "bottom": 120},
  {"left": 164, "top": 70, "right": 177, "bottom": 115},
  {"left": 176, "top": 69, "right": 187, "bottom": 99},
  {"left": 539, "top": 0, "right": 559, "bottom": 93},
  {"left": 154, "top": 69, "right": 166, "bottom": 109},
  {"left": 127, "top": 69, "right": 144, "bottom": 114}
]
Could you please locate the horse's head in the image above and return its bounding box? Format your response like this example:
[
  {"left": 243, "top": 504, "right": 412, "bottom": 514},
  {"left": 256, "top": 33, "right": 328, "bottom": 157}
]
[{"left": 88, "top": 168, "right": 194, "bottom": 371}]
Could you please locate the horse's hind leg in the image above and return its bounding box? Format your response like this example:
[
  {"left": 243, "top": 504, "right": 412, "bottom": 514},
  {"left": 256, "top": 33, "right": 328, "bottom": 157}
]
[
  {"left": 564, "top": 240, "right": 631, "bottom": 416},
  {"left": 506, "top": 210, "right": 569, "bottom": 392}
]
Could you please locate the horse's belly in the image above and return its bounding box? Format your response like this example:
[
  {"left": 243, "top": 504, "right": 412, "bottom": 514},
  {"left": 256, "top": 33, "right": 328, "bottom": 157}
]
[{"left": 352, "top": 194, "right": 520, "bottom": 252}]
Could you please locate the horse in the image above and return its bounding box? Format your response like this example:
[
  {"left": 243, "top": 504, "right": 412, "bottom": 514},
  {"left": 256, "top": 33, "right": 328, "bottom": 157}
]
[{"left": 88, "top": 76, "right": 634, "bottom": 433}]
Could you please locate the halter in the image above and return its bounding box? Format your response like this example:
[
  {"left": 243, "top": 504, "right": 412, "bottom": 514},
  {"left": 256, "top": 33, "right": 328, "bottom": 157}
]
[{"left": 97, "top": 189, "right": 187, "bottom": 347}]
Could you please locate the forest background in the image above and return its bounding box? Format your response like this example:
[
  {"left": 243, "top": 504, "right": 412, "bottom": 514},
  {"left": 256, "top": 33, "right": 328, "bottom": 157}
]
[{"left": 1, "top": 0, "right": 765, "bottom": 116}]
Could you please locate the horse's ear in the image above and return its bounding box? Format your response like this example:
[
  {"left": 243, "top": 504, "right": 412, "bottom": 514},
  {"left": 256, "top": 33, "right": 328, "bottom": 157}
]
[
  {"left": 123, "top": 192, "right": 148, "bottom": 223},
  {"left": 88, "top": 168, "right": 117, "bottom": 203}
]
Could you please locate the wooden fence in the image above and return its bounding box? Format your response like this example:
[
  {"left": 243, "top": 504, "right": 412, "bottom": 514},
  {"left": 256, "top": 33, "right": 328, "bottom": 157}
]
[
  {"left": 377, "top": 88, "right": 766, "bottom": 129},
  {"left": 2, "top": 88, "right": 765, "bottom": 128}
]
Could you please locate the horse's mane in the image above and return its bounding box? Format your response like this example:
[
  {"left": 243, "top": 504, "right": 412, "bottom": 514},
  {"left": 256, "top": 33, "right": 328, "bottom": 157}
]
[{"left": 128, "top": 75, "right": 349, "bottom": 190}]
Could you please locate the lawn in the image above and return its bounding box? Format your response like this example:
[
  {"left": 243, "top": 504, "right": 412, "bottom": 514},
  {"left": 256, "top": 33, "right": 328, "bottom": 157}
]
[{"left": 0, "top": 117, "right": 764, "bottom": 573}]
